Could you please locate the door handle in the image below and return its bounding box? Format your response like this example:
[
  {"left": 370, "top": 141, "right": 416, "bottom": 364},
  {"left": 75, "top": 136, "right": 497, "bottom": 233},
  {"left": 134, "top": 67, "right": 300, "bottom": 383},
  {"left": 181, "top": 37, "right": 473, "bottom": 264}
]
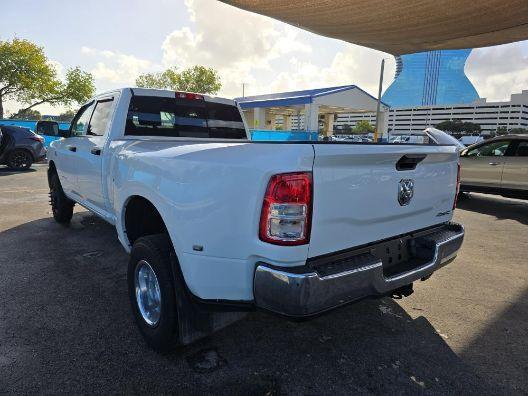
[
  {"left": 90, "top": 148, "right": 102, "bottom": 156},
  {"left": 67, "top": 146, "right": 77, "bottom": 152},
  {"left": 488, "top": 162, "right": 500, "bottom": 166}
]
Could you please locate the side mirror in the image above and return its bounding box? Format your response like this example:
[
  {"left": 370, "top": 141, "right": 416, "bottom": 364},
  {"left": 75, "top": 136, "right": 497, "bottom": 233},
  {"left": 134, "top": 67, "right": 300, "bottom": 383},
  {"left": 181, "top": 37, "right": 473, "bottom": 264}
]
[{"left": 460, "top": 149, "right": 467, "bottom": 157}]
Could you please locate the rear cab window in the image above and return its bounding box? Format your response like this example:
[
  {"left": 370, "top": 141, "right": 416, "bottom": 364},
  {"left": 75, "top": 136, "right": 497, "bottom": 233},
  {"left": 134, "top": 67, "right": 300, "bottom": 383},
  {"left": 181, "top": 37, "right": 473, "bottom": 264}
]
[{"left": 125, "top": 94, "right": 247, "bottom": 139}]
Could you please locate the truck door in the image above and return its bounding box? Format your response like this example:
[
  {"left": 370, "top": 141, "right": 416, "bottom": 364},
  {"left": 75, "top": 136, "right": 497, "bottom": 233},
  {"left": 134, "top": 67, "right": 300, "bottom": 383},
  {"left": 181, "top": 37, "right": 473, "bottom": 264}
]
[
  {"left": 75, "top": 97, "right": 115, "bottom": 210},
  {"left": 500, "top": 140, "right": 528, "bottom": 191},
  {"left": 56, "top": 102, "right": 95, "bottom": 196}
]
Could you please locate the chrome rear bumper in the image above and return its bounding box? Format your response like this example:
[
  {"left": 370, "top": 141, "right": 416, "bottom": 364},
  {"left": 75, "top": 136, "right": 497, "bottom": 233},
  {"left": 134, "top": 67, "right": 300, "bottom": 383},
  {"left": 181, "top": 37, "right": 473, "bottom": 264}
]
[{"left": 254, "top": 223, "right": 464, "bottom": 316}]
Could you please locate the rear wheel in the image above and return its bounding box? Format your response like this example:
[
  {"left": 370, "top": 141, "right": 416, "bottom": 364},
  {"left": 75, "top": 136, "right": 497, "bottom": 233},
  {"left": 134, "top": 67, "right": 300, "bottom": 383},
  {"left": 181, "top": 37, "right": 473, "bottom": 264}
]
[
  {"left": 128, "top": 234, "right": 179, "bottom": 351},
  {"left": 7, "top": 149, "right": 33, "bottom": 170},
  {"left": 49, "top": 172, "right": 75, "bottom": 224}
]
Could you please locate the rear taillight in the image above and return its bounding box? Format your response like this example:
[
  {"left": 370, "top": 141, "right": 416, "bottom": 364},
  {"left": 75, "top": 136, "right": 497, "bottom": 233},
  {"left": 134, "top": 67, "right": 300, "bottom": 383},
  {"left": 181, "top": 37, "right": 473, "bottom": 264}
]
[
  {"left": 175, "top": 91, "right": 204, "bottom": 100},
  {"left": 259, "top": 172, "right": 312, "bottom": 245},
  {"left": 453, "top": 161, "right": 461, "bottom": 209}
]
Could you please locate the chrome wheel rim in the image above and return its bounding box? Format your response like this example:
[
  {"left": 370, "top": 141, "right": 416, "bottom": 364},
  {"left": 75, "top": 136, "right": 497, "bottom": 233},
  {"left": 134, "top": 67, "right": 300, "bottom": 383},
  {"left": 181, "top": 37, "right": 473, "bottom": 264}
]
[{"left": 134, "top": 260, "right": 161, "bottom": 327}]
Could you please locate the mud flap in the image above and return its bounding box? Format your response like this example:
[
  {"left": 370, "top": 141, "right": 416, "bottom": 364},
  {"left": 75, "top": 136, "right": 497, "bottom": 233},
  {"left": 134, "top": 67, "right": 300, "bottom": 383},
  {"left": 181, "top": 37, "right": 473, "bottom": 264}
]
[{"left": 169, "top": 251, "right": 247, "bottom": 345}]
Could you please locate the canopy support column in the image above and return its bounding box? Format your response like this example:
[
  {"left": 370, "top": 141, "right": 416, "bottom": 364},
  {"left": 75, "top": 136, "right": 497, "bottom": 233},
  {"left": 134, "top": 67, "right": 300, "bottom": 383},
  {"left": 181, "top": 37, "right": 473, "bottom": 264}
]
[
  {"left": 304, "top": 103, "right": 319, "bottom": 134},
  {"left": 323, "top": 113, "right": 334, "bottom": 137},
  {"left": 253, "top": 108, "right": 266, "bottom": 129}
]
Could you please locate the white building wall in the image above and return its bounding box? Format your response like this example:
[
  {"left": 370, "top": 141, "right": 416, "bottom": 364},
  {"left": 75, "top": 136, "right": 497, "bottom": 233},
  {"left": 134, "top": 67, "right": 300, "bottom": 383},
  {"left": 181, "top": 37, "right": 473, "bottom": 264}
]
[{"left": 335, "top": 90, "right": 528, "bottom": 134}]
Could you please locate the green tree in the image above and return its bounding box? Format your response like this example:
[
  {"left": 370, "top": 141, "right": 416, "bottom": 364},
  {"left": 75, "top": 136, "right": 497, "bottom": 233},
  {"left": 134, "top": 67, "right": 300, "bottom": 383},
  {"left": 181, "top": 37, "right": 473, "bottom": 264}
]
[
  {"left": 508, "top": 127, "right": 528, "bottom": 134},
  {"left": 352, "top": 120, "right": 374, "bottom": 134},
  {"left": 136, "top": 65, "right": 221, "bottom": 94},
  {"left": 10, "top": 108, "right": 41, "bottom": 120},
  {"left": 136, "top": 72, "right": 168, "bottom": 90},
  {"left": 462, "top": 121, "right": 481, "bottom": 134},
  {"left": 16, "top": 67, "right": 95, "bottom": 114},
  {"left": 435, "top": 119, "right": 481, "bottom": 134},
  {"left": 496, "top": 126, "right": 508, "bottom": 135},
  {"left": 341, "top": 123, "right": 352, "bottom": 134},
  {"left": 436, "top": 120, "right": 462, "bottom": 133},
  {"left": 0, "top": 38, "right": 95, "bottom": 118},
  {"left": 55, "top": 109, "right": 77, "bottom": 122}
]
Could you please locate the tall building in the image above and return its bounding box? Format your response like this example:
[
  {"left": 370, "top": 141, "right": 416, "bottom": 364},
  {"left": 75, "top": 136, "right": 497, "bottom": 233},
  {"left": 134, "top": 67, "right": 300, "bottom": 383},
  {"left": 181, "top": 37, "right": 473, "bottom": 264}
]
[
  {"left": 382, "top": 49, "right": 479, "bottom": 107},
  {"left": 335, "top": 91, "right": 528, "bottom": 135}
]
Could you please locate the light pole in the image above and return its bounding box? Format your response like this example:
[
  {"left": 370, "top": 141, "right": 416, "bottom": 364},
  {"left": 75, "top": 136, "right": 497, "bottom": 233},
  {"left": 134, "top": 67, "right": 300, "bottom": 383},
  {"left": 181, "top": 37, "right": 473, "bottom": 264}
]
[{"left": 374, "top": 58, "right": 385, "bottom": 142}]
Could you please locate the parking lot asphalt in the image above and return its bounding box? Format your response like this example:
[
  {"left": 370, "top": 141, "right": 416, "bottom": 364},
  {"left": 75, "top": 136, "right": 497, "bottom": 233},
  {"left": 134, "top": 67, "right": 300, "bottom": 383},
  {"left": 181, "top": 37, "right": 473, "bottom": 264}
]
[{"left": 0, "top": 164, "right": 526, "bottom": 395}]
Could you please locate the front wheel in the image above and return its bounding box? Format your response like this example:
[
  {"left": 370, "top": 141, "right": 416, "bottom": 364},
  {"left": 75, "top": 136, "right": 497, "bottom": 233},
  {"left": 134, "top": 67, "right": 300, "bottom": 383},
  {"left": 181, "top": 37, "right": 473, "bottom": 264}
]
[
  {"left": 7, "top": 149, "right": 33, "bottom": 170},
  {"left": 128, "top": 234, "right": 179, "bottom": 351},
  {"left": 49, "top": 172, "right": 75, "bottom": 224}
]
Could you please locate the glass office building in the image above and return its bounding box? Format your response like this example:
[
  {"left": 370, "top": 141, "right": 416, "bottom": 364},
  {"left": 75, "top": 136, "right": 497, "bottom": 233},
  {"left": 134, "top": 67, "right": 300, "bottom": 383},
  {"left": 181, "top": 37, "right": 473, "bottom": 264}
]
[{"left": 382, "top": 49, "right": 479, "bottom": 107}]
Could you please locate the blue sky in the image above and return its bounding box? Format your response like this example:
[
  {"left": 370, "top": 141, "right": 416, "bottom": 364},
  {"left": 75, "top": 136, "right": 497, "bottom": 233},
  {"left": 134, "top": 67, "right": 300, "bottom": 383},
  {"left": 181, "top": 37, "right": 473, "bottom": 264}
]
[{"left": 2, "top": 0, "right": 527, "bottom": 115}]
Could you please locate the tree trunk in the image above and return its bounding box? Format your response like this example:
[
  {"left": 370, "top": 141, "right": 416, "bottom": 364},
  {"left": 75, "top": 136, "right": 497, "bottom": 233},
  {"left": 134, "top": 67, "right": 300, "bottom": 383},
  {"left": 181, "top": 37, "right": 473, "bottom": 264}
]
[{"left": 0, "top": 93, "right": 4, "bottom": 119}]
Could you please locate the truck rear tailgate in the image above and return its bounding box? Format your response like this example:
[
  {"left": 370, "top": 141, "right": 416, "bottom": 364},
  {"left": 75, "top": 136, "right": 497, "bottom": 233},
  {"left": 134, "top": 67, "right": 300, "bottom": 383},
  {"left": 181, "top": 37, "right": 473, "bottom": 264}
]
[{"left": 308, "top": 144, "right": 459, "bottom": 258}]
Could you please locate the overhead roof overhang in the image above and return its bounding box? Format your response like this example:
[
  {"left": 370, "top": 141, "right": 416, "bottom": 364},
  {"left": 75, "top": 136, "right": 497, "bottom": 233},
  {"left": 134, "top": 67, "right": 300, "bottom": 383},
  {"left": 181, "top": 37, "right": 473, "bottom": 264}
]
[
  {"left": 220, "top": 0, "right": 528, "bottom": 54},
  {"left": 236, "top": 85, "right": 388, "bottom": 110}
]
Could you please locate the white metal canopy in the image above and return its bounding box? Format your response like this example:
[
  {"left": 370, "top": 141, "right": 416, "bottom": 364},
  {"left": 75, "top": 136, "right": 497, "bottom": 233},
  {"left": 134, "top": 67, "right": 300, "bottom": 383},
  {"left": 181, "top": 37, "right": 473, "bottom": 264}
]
[{"left": 220, "top": 0, "right": 528, "bottom": 54}]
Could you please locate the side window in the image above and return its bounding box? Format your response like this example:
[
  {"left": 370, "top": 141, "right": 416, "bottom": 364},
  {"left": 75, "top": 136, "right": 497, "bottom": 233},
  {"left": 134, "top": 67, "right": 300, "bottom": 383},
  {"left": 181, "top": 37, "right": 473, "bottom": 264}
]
[
  {"left": 467, "top": 140, "right": 511, "bottom": 157},
  {"left": 70, "top": 103, "right": 95, "bottom": 137},
  {"left": 88, "top": 99, "right": 114, "bottom": 136},
  {"left": 515, "top": 141, "right": 528, "bottom": 157}
]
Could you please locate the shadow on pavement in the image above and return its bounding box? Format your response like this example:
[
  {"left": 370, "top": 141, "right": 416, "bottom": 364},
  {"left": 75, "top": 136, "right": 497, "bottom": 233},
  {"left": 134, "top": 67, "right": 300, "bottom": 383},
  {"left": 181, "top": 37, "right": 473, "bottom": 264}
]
[
  {"left": 457, "top": 193, "right": 528, "bottom": 225},
  {"left": 460, "top": 287, "right": 528, "bottom": 393},
  {"left": 0, "top": 167, "right": 37, "bottom": 176},
  {"left": 0, "top": 213, "right": 516, "bottom": 394}
]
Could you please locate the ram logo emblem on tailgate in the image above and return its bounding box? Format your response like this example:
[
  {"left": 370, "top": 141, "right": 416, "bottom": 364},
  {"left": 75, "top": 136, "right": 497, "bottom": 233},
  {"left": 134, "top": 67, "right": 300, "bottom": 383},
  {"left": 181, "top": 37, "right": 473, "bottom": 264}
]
[{"left": 398, "top": 179, "right": 414, "bottom": 206}]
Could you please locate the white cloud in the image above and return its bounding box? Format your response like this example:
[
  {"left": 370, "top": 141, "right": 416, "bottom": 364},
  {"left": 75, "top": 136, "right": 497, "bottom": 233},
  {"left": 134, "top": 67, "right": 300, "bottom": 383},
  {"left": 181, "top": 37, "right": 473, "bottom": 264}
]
[
  {"left": 266, "top": 47, "right": 395, "bottom": 97},
  {"left": 81, "top": 47, "right": 155, "bottom": 85},
  {"left": 11, "top": 1, "right": 522, "bottom": 117},
  {"left": 161, "top": 0, "right": 313, "bottom": 97},
  {"left": 162, "top": 0, "right": 311, "bottom": 69},
  {"left": 466, "top": 42, "right": 528, "bottom": 101},
  {"left": 157, "top": 0, "right": 397, "bottom": 99}
]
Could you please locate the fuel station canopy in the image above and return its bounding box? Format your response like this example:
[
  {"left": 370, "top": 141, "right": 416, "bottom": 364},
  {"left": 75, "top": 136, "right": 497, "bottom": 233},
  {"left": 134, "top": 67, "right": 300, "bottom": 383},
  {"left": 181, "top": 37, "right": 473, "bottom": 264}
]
[{"left": 236, "top": 85, "right": 389, "bottom": 140}]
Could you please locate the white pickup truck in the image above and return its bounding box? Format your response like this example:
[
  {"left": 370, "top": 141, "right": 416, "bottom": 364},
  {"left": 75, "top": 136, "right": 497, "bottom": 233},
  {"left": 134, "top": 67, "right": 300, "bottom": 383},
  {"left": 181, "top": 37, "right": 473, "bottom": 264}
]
[{"left": 47, "top": 88, "right": 464, "bottom": 350}]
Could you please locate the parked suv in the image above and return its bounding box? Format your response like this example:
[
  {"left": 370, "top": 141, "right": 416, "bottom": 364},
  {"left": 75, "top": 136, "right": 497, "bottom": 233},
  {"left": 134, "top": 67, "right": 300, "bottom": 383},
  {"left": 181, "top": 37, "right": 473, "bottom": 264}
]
[
  {"left": 0, "top": 125, "right": 46, "bottom": 170},
  {"left": 460, "top": 135, "right": 528, "bottom": 199}
]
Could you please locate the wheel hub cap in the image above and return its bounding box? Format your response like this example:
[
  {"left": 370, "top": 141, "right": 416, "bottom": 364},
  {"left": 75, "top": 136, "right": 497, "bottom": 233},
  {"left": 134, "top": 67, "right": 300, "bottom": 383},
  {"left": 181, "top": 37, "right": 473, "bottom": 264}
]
[
  {"left": 13, "top": 153, "right": 29, "bottom": 167},
  {"left": 134, "top": 260, "right": 161, "bottom": 327}
]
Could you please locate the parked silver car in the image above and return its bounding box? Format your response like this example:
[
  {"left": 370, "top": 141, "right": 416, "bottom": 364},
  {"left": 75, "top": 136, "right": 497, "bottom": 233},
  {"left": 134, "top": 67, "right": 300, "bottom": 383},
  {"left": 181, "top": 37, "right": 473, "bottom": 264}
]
[{"left": 460, "top": 135, "right": 528, "bottom": 199}]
